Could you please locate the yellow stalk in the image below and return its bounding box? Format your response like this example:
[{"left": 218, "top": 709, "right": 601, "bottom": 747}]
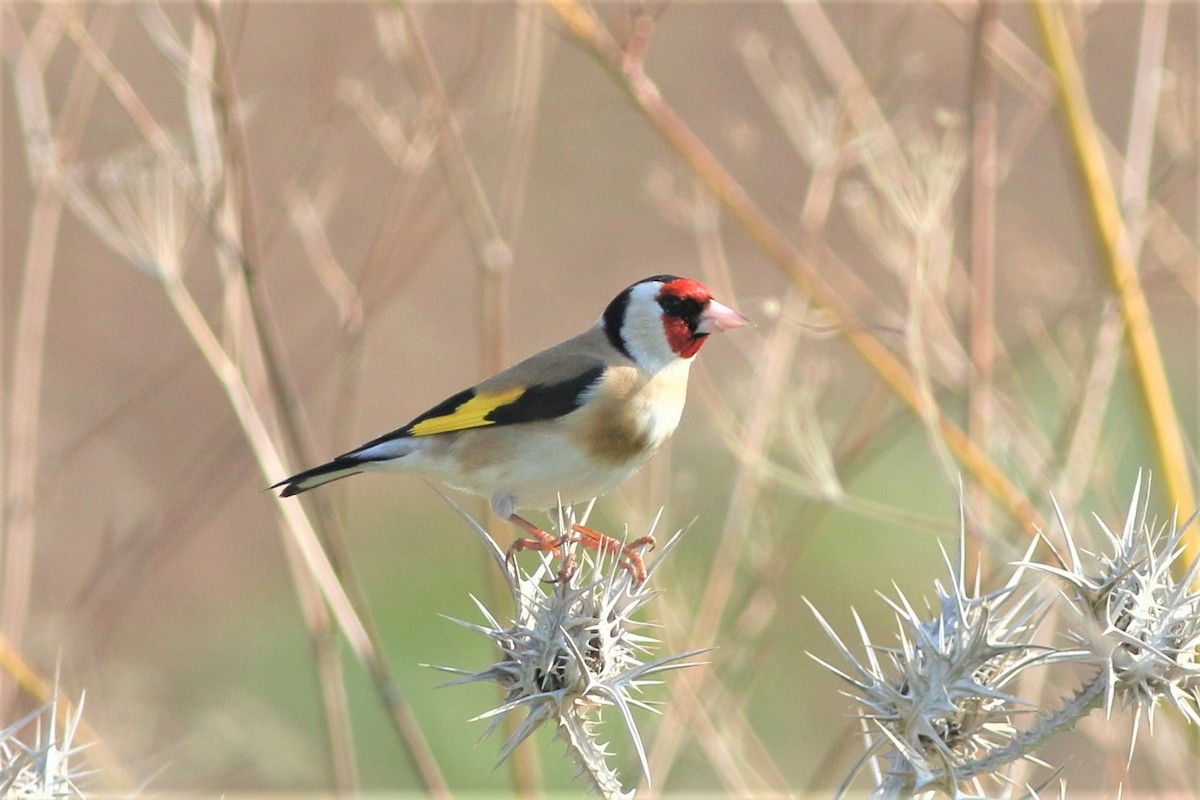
[{"left": 1032, "top": 1, "right": 1197, "bottom": 566}]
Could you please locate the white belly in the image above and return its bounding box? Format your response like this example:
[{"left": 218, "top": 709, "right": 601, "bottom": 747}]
[
  {"left": 455, "top": 426, "right": 650, "bottom": 509},
  {"left": 392, "top": 359, "right": 691, "bottom": 511}
]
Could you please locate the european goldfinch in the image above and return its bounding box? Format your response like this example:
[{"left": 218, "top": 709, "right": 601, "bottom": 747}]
[{"left": 273, "top": 275, "right": 748, "bottom": 581}]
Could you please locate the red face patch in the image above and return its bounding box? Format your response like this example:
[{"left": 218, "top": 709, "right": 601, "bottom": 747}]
[
  {"left": 657, "top": 279, "right": 713, "bottom": 358},
  {"left": 662, "top": 317, "right": 706, "bottom": 358}
]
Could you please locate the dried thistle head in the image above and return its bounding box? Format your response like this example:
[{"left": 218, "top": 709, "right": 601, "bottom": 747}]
[
  {"left": 816, "top": 474, "right": 1200, "bottom": 797},
  {"left": 1036, "top": 473, "right": 1200, "bottom": 743},
  {"left": 432, "top": 501, "right": 704, "bottom": 798},
  {"left": 0, "top": 691, "right": 89, "bottom": 799},
  {"left": 808, "top": 523, "right": 1055, "bottom": 796}
]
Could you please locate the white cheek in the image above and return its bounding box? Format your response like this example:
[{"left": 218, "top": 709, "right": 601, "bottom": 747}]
[{"left": 622, "top": 310, "right": 678, "bottom": 372}]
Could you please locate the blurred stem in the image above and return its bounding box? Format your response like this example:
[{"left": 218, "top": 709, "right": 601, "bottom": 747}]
[
  {"left": 499, "top": 2, "right": 545, "bottom": 235},
  {"left": 161, "top": 273, "right": 373, "bottom": 652},
  {"left": 394, "top": 2, "right": 512, "bottom": 277},
  {"left": 903, "top": 221, "right": 960, "bottom": 513},
  {"left": 193, "top": 6, "right": 361, "bottom": 789},
  {"left": 966, "top": 0, "right": 999, "bottom": 578},
  {"left": 1, "top": 11, "right": 64, "bottom": 713},
  {"left": 1119, "top": 0, "right": 1168, "bottom": 260},
  {"left": 1, "top": 161, "right": 59, "bottom": 708},
  {"left": 1, "top": 2, "right": 111, "bottom": 713},
  {"left": 648, "top": 288, "right": 803, "bottom": 794},
  {"left": 282, "top": 185, "right": 371, "bottom": 793},
  {"left": 1049, "top": 2, "right": 1167, "bottom": 530},
  {"left": 160, "top": 272, "right": 449, "bottom": 796},
  {"left": 545, "top": 0, "right": 1043, "bottom": 535},
  {"left": 647, "top": 148, "right": 838, "bottom": 790},
  {"left": 393, "top": 2, "right": 540, "bottom": 793},
  {"left": 1032, "top": 0, "right": 1197, "bottom": 569},
  {"left": 1055, "top": 304, "right": 1125, "bottom": 527}
]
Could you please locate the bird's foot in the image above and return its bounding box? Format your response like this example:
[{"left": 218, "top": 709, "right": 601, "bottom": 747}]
[
  {"left": 504, "top": 515, "right": 655, "bottom": 586},
  {"left": 565, "top": 524, "right": 656, "bottom": 586},
  {"left": 505, "top": 513, "right": 584, "bottom": 584},
  {"left": 506, "top": 529, "right": 580, "bottom": 585},
  {"left": 505, "top": 514, "right": 562, "bottom": 567}
]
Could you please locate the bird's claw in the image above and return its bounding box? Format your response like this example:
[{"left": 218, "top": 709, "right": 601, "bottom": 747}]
[
  {"left": 568, "top": 524, "right": 652, "bottom": 586},
  {"left": 505, "top": 521, "right": 653, "bottom": 587},
  {"left": 546, "top": 553, "right": 579, "bottom": 585}
]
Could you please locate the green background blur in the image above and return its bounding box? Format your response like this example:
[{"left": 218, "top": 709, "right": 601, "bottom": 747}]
[{"left": 3, "top": 1, "right": 1196, "bottom": 794}]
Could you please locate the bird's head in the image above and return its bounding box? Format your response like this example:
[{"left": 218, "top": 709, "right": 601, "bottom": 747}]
[{"left": 601, "top": 275, "right": 749, "bottom": 371}]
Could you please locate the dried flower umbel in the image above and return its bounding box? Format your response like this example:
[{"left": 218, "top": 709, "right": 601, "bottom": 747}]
[
  {"left": 432, "top": 501, "right": 704, "bottom": 799},
  {"left": 811, "top": 474, "right": 1200, "bottom": 798}
]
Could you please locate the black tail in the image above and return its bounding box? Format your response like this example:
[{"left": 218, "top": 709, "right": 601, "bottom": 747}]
[{"left": 271, "top": 458, "right": 365, "bottom": 497}]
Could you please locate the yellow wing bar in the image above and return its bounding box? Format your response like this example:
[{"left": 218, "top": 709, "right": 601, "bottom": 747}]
[{"left": 407, "top": 386, "right": 526, "bottom": 436}]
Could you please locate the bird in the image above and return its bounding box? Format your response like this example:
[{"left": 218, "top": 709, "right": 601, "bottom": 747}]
[{"left": 273, "top": 274, "right": 749, "bottom": 582}]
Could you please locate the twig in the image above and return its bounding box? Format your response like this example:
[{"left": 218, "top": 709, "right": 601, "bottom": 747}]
[
  {"left": 392, "top": 2, "right": 540, "bottom": 793},
  {"left": 966, "top": 0, "right": 999, "bottom": 578},
  {"left": 498, "top": 1, "right": 546, "bottom": 242},
  {"left": 1120, "top": 1, "right": 1169, "bottom": 267},
  {"left": 1, "top": 4, "right": 65, "bottom": 705},
  {"left": 1047, "top": 1, "right": 1168, "bottom": 531},
  {"left": 161, "top": 274, "right": 372, "bottom": 653},
  {"left": 170, "top": 6, "right": 450, "bottom": 790},
  {"left": 394, "top": 2, "right": 511, "bottom": 280},
  {"left": 186, "top": 6, "right": 362, "bottom": 789},
  {"left": 160, "top": 270, "right": 455, "bottom": 793},
  {"left": 1054, "top": 304, "right": 1124, "bottom": 548},
  {"left": 1, "top": 2, "right": 111, "bottom": 713}
]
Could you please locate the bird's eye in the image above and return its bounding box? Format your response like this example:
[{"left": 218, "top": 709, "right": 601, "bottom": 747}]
[{"left": 658, "top": 295, "right": 684, "bottom": 316}]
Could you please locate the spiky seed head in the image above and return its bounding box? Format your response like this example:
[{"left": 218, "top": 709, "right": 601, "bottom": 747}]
[
  {"left": 815, "top": 473, "right": 1200, "bottom": 796},
  {"left": 1036, "top": 474, "right": 1200, "bottom": 742},
  {"left": 0, "top": 690, "right": 89, "bottom": 799},
  {"left": 808, "top": 534, "right": 1050, "bottom": 796},
  {"left": 431, "top": 503, "right": 705, "bottom": 799}
]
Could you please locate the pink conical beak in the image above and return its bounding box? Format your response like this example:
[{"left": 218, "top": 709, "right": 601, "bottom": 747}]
[{"left": 697, "top": 299, "right": 751, "bottom": 333}]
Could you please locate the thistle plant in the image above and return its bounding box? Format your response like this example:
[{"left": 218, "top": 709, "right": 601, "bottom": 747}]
[
  {"left": 0, "top": 691, "right": 89, "bottom": 799},
  {"left": 431, "top": 502, "right": 705, "bottom": 798},
  {"left": 811, "top": 474, "right": 1200, "bottom": 798},
  {"left": 1033, "top": 475, "right": 1200, "bottom": 743}
]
